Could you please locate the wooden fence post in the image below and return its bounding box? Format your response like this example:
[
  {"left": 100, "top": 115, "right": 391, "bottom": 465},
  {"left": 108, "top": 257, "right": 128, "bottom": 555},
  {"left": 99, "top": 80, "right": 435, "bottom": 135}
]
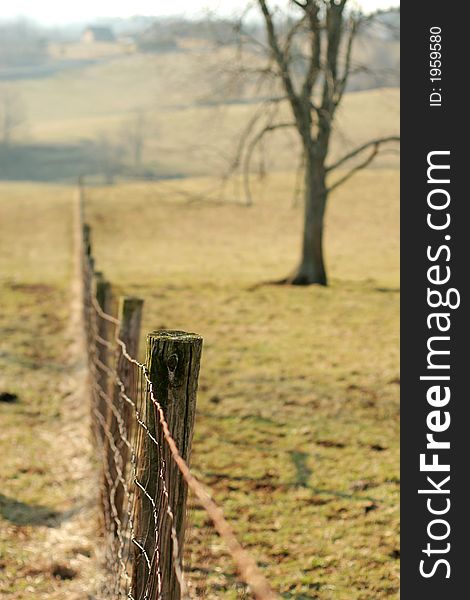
[
  {"left": 102, "top": 296, "right": 144, "bottom": 529},
  {"left": 83, "top": 223, "right": 92, "bottom": 259},
  {"left": 81, "top": 224, "right": 93, "bottom": 311},
  {"left": 93, "top": 271, "right": 112, "bottom": 444},
  {"left": 132, "top": 330, "right": 203, "bottom": 600},
  {"left": 77, "top": 175, "right": 85, "bottom": 228}
]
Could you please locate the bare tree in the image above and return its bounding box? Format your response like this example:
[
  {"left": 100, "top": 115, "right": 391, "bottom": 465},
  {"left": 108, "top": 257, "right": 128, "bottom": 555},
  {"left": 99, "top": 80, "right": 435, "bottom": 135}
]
[
  {"left": 127, "top": 110, "right": 147, "bottom": 168},
  {"left": 0, "top": 85, "right": 25, "bottom": 146},
  {"left": 96, "top": 133, "right": 124, "bottom": 185},
  {"left": 234, "top": 1, "right": 399, "bottom": 285}
]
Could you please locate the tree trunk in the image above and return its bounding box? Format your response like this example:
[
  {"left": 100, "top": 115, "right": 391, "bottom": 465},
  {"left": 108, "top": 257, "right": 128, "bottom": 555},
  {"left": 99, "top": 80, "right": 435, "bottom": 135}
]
[{"left": 288, "top": 152, "right": 328, "bottom": 285}]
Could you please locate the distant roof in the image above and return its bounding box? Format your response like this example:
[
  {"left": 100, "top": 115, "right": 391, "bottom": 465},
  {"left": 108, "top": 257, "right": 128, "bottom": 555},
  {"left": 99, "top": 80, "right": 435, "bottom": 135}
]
[{"left": 83, "top": 26, "right": 115, "bottom": 42}]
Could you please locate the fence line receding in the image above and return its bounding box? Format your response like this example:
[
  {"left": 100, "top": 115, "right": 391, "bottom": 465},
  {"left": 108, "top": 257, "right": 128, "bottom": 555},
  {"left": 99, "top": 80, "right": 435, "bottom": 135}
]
[{"left": 77, "top": 189, "right": 277, "bottom": 600}]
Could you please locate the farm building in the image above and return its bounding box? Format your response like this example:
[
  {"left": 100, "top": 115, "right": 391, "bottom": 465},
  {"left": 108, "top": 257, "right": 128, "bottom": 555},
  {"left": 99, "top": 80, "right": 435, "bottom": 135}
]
[{"left": 82, "top": 26, "right": 115, "bottom": 44}]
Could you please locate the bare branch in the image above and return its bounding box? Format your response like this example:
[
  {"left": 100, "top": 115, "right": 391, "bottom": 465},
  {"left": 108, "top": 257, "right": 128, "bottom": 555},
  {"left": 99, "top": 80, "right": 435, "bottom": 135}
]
[
  {"left": 327, "top": 147, "right": 377, "bottom": 193},
  {"left": 257, "top": 1, "right": 300, "bottom": 115},
  {"left": 291, "top": 0, "right": 308, "bottom": 9},
  {"left": 225, "top": 65, "right": 278, "bottom": 78},
  {"left": 326, "top": 135, "right": 400, "bottom": 171},
  {"left": 316, "top": 2, "right": 348, "bottom": 146},
  {"left": 283, "top": 13, "right": 308, "bottom": 60},
  {"left": 334, "top": 15, "right": 358, "bottom": 105},
  {"left": 243, "top": 121, "right": 295, "bottom": 205},
  {"left": 327, "top": 136, "right": 400, "bottom": 193},
  {"left": 227, "top": 96, "right": 288, "bottom": 178},
  {"left": 235, "top": 22, "right": 271, "bottom": 54},
  {"left": 300, "top": 3, "right": 321, "bottom": 101}
]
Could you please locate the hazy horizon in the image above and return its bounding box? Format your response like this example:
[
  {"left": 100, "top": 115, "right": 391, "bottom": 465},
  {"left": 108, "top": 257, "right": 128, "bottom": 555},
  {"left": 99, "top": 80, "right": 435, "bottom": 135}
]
[{"left": 0, "top": 0, "right": 399, "bottom": 26}]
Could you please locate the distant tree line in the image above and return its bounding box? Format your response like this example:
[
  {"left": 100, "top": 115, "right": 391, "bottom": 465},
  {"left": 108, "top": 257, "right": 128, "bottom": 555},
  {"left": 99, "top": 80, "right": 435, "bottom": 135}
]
[{"left": 0, "top": 20, "right": 48, "bottom": 68}]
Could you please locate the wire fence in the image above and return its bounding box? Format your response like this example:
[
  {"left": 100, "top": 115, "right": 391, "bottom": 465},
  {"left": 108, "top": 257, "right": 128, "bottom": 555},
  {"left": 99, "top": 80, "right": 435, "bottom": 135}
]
[{"left": 77, "top": 190, "right": 277, "bottom": 600}]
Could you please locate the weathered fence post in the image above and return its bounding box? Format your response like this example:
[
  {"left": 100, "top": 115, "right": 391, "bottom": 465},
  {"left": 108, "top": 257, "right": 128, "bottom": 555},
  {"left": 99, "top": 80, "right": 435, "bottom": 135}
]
[
  {"left": 77, "top": 175, "right": 85, "bottom": 220},
  {"left": 82, "top": 223, "right": 92, "bottom": 259},
  {"left": 132, "top": 330, "right": 203, "bottom": 600},
  {"left": 81, "top": 223, "right": 93, "bottom": 312},
  {"left": 93, "top": 271, "right": 112, "bottom": 444},
  {"left": 102, "top": 296, "right": 144, "bottom": 529}
]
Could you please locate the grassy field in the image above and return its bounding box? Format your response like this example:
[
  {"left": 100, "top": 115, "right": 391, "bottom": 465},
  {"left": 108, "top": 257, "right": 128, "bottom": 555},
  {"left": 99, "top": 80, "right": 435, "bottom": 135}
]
[
  {"left": 2, "top": 31, "right": 399, "bottom": 600},
  {"left": 5, "top": 48, "right": 399, "bottom": 181},
  {"left": 0, "top": 167, "right": 399, "bottom": 598}
]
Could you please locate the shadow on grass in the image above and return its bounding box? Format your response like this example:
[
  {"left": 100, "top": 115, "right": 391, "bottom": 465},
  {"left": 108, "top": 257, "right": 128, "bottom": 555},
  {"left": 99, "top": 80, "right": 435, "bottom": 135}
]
[
  {"left": 0, "top": 349, "right": 78, "bottom": 373},
  {"left": 0, "top": 493, "right": 62, "bottom": 527},
  {"left": 0, "top": 142, "right": 181, "bottom": 182},
  {"left": 0, "top": 142, "right": 102, "bottom": 182},
  {"left": 375, "top": 286, "right": 400, "bottom": 293},
  {"left": 289, "top": 451, "right": 312, "bottom": 488},
  {"left": 198, "top": 410, "right": 283, "bottom": 428},
  {"left": 204, "top": 471, "right": 378, "bottom": 503},
  {"left": 0, "top": 494, "right": 83, "bottom": 527}
]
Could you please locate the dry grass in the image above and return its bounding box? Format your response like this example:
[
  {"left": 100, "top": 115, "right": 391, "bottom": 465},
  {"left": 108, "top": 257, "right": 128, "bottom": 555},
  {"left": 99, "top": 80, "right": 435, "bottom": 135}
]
[
  {"left": 0, "top": 184, "right": 102, "bottom": 598},
  {"left": 0, "top": 168, "right": 398, "bottom": 598},
  {"left": 86, "top": 170, "right": 399, "bottom": 599},
  {"left": 1, "top": 16, "right": 400, "bottom": 598}
]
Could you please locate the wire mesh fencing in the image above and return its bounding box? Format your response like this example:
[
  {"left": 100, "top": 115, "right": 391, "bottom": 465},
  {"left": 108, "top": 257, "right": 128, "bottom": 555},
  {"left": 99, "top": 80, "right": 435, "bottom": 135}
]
[{"left": 77, "top": 191, "right": 277, "bottom": 600}]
